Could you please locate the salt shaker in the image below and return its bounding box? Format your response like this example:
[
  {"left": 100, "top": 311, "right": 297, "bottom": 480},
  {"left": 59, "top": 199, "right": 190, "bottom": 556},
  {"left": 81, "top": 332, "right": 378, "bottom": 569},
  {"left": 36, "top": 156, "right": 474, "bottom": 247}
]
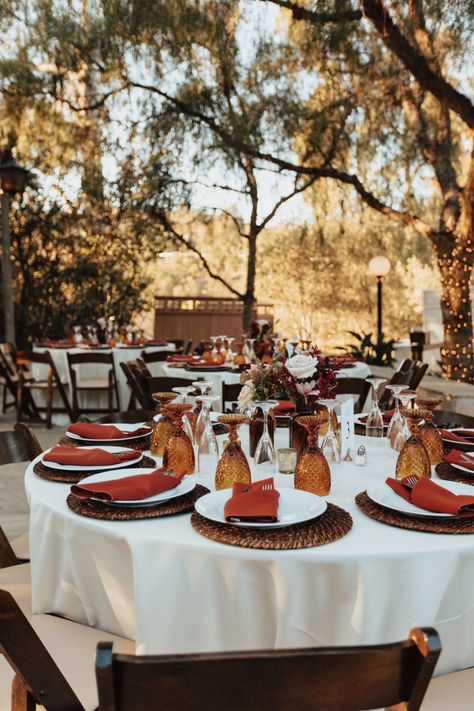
[{"left": 355, "top": 445, "right": 367, "bottom": 466}]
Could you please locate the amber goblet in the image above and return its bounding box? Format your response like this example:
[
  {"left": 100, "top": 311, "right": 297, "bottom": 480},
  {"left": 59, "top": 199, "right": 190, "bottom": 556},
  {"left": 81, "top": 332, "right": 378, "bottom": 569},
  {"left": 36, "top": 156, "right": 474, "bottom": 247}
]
[
  {"left": 294, "top": 414, "right": 331, "bottom": 496},
  {"left": 215, "top": 414, "right": 251, "bottom": 490},
  {"left": 395, "top": 407, "right": 431, "bottom": 480},
  {"left": 150, "top": 392, "right": 177, "bottom": 457},
  {"left": 162, "top": 403, "right": 195, "bottom": 475},
  {"left": 415, "top": 397, "right": 444, "bottom": 465}
]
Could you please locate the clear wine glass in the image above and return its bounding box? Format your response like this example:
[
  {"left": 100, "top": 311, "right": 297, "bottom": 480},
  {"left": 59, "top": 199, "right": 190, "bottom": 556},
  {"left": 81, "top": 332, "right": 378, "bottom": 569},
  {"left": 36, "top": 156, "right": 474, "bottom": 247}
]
[
  {"left": 195, "top": 394, "right": 217, "bottom": 450},
  {"left": 385, "top": 384, "right": 409, "bottom": 446},
  {"left": 365, "top": 377, "right": 387, "bottom": 438},
  {"left": 197, "top": 394, "right": 220, "bottom": 479},
  {"left": 247, "top": 338, "right": 257, "bottom": 364},
  {"left": 225, "top": 336, "right": 235, "bottom": 363},
  {"left": 172, "top": 386, "right": 194, "bottom": 442},
  {"left": 393, "top": 389, "right": 417, "bottom": 451},
  {"left": 251, "top": 400, "right": 278, "bottom": 476},
  {"left": 317, "top": 398, "right": 340, "bottom": 463}
]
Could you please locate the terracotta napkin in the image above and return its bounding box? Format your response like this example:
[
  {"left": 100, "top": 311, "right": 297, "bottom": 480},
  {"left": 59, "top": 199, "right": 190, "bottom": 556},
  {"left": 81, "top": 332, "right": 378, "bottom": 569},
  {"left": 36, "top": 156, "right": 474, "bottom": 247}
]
[
  {"left": 386, "top": 476, "right": 474, "bottom": 516},
  {"left": 166, "top": 355, "right": 195, "bottom": 363},
  {"left": 67, "top": 423, "right": 151, "bottom": 440},
  {"left": 43, "top": 446, "right": 138, "bottom": 467},
  {"left": 273, "top": 400, "right": 296, "bottom": 415},
  {"left": 360, "top": 409, "right": 394, "bottom": 424},
  {"left": 444, "top": 450, "right": 474, "bottom": 471},
  {"left": 70, "top": 468, "right": 185, "bottom": 501},
  {"left": 224, "top": 478, "right": 280, "bottom": 523},
  {"left": 439, "top": 429, "right": 474, "bottom": 444}
]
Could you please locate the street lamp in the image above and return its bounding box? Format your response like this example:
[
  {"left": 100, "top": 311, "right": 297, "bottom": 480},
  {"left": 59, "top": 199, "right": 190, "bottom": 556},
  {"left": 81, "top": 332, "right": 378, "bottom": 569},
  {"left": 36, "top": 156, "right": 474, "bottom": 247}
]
[
  {"left": 368, "top": 255, "right": 391, "bottom": 341},
  {"left": 0, "top": 150, "right": 29, "bottom": 345}
]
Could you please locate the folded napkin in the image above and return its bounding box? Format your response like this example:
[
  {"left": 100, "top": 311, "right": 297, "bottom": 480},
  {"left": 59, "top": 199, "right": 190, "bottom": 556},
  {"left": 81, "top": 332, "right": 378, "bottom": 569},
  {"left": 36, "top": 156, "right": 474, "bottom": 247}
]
[
  {"left": 166, "top": 355, "right": 196, "bottom": 363},
  {"left": 360, "top": 409, "right": 394, "bottom": 424},
  {"left": 386, "top": 476, "right": 474, "bottom": 516},
  {"left": 67, "top": 423, "right": 151, "bottom": 440},
  {"left": 440, "top": 429, "right": 474, "bottom": 443},
  {"left": 445, "top": 450, "right": 474, "bottom": 471},
  {"left": 70, "top": 468, "right": 185, "bottom": 501},
  {"left": 224, "top": 478, "right": 280, "bottom": 523},
  {"left": 43, "top": 446, "right": 138, "bottom": 467}
]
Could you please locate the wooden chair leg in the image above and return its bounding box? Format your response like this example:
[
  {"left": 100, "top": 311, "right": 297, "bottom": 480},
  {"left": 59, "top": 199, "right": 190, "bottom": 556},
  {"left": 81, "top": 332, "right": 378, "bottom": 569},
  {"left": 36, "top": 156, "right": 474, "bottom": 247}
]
[
  {"left": 46, "top": 370, "right": 53, "bottom": 429},
  {"left": 16, "top": 377, "right": 24, "bottom": 423},
  {"left": 12, "top": 674, "right": 36, "bottom": 711}
]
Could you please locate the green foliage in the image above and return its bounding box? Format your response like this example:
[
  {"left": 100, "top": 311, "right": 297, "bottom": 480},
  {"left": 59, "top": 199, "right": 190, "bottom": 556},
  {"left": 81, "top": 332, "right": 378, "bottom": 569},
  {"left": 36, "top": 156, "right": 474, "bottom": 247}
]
[{"left": 341, "top": 331, "right": 396, "bottom": 367}]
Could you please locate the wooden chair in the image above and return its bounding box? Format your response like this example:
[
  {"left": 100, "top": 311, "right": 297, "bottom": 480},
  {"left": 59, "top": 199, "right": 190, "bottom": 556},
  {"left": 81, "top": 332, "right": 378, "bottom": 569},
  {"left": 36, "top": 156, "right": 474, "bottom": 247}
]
[
  {"left": 379, "top": 368, "right": 414, "bottom": 409},
  {"left": 96, "top": 626, "right": 441, "bottom": 711},
  {"left": 166, "top": 339, "right": 192, "bottom": 354},
  {"left": 0, "top": 357, "right": 18, "bottom": 414},
  {"left": 334, "top": 377, "right": 372, "bottom": 413},
  {"left": 222, "top": 383, "right": 242, "bottom": 412},
  {"left": 141, "top": 350, "right": 176, "bottom": 364},
  {"left": 67, "top": 352, "right": 120, "bottom": 420},
  {"left": 409, "top": 362, "right": 429, "bottom": 391},
  {"left": 16, "top": 351, "right": 73, "bottom": 429}
]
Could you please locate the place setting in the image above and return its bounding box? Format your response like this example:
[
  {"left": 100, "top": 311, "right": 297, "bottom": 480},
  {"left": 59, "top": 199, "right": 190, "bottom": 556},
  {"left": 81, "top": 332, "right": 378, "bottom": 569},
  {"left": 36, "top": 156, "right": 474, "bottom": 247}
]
[
  {"left": 33, "top": 443, "right": 155, "bottom": 483},
  {"left": 58, "top": 421, "right": 153, "bottom": 451}
]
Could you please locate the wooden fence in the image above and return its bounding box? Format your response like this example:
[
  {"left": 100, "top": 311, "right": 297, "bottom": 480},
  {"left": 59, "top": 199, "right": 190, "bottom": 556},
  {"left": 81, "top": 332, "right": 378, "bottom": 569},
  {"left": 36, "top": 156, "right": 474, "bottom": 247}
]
[{"left": 153, "top": 297, "right": 273, "bottom": 343}]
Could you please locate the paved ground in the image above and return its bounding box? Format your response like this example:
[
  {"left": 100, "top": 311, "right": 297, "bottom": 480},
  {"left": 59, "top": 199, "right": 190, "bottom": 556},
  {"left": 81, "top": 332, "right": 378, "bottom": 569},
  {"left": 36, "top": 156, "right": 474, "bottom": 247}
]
[{"left": 0, "top": 412, "right": 60, "bottom": 545}]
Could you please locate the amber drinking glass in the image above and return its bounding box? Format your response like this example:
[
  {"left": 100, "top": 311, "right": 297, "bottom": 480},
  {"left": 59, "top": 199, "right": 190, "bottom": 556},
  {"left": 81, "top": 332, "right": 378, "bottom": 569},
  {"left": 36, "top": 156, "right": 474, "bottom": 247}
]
[
  {"left": 215, "top": 414, "right": 251, "bottom": 490},
  {"left": 150, "top": 392, "right": 177, "bottom": 457},
  {"left": 162, "top": 403, "right": 195, "bottom": 475},
  {"left": 416, "top": 397, "right": 444, "bottom": 465},
  {"left": 294, "top": 414, "right": 331, "bottom": 496},
  {"left": 395, "top": 407, "right": 431, "bottom": 480}
]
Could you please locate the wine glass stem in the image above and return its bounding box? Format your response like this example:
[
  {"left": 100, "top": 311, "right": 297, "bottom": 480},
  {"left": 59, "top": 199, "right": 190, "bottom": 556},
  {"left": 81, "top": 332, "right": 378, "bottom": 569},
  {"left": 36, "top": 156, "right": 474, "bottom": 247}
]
[
  {"left": 262, "top": 409, "right": 269, "bottom": 437},
  {"left": 326, "top": 406, "right": 334, "bottom": 435}
]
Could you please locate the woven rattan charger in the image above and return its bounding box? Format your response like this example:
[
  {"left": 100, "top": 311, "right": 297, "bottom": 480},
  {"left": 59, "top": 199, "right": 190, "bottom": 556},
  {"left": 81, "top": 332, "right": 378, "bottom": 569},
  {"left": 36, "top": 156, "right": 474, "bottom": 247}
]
[
  {"left": 33, "top": 454, "right": 157, "bottom": 484},
  {"left": 356, "top": 491, "right": 474, "bottom": 534},
  {"left": 58, "top": 434, "right": 151, "bottom": 452},
  {"left": 67, "top": 484, "right": 209, "bottom": 520},
  {"left": 191, "top": 503, "right": 352, "bottom": 550},
  {"left": 435, "top": 460, "right": 474, "bottom": 485}
]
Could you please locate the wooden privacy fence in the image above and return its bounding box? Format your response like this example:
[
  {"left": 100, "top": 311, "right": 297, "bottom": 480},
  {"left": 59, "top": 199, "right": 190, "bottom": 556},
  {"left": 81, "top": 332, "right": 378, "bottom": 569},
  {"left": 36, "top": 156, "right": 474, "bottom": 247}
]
[{"left": 153, "top": 297, "right": 273, "bottom": 343}]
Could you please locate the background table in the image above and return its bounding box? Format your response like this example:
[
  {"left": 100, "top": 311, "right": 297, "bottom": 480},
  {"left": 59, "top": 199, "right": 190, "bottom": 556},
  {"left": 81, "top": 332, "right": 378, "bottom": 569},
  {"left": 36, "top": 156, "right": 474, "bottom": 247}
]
[
  {"left": 32, "top": 343, "right": 175, "bottom": 420},
  {"left": 25, "top": 429, "right": 474, "bottom": 676}
]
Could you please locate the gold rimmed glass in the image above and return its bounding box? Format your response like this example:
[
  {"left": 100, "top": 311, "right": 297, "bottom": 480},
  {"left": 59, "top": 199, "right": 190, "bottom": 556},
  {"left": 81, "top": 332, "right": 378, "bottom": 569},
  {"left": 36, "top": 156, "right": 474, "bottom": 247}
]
[
  {"left": 294, "top": 414, "right": 331, "bottom": 496},
  {"left": 395, "top": 407, "right": 431, "bottom": 480},
  {"left": 150, "top": 392, "right": 177, "bottom": 457},
  {"left": 215, "top": 414, "right": 251, "bottom": 490},
  {"left": 162, "top": 403, "right": 195, "bottom": 475},
  {"left": 416, "top": 396, "right": 444, "bottom": 465}
]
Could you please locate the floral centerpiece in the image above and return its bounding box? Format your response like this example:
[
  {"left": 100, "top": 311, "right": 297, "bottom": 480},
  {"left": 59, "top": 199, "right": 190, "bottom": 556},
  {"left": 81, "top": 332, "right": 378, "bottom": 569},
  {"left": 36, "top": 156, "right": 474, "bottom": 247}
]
[{"left": 238, "top": 348, "right": 340, "bottom": 410}]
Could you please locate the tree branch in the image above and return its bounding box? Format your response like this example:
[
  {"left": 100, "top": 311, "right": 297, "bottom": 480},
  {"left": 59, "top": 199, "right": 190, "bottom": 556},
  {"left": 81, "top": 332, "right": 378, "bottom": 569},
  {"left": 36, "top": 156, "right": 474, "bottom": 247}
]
[
  {"left": 150, "top": 209, "right": 244, "bottom": 299},
  {"left": 361, "top": 0, "right": 474, "bottom": 129},
  {"left": 257, "top": 175, "right": 318, "bottom": 231},
  {"left": 208, "top": 207, "right": 248, "bottom": 238},
  {"left": 267, "top": 0, "right": 362, "bottom": 23}
]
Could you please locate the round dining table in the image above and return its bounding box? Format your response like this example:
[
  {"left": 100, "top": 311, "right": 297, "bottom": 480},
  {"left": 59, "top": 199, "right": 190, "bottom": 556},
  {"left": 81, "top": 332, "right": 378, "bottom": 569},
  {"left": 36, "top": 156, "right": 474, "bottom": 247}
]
[{"left": 25, "top": 426, "right": 474, "bottom": 677}]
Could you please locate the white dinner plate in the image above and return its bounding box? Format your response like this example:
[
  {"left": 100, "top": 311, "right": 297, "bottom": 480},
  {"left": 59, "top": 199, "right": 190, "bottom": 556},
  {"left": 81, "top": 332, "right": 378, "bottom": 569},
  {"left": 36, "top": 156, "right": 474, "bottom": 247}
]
[
  {"left": 195, "top": 488, "right": 327, "bottom": 529},
  {"left": 66, "top": 422, "right": 151, "bottom": 442},
  {"left": 441, "top": 428, "right": 474, "bottom": 445},
  {"left": 42, "top": 446, "right": 143, "bottom": 472},
  {"left": 77, "top": 469, "right": 196, "bottom": 506},
  {"left": 367, "top": 480, "right": 474, "bottom": 518},
  {"left": 448, "top": 451, "right": 474, "bottom": 475}
]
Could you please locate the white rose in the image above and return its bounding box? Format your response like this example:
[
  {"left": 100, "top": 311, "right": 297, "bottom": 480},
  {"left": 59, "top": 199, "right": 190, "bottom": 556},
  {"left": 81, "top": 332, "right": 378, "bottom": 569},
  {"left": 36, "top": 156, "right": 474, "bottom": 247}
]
[{"left": 285, "top": 353, "right": 318, "bottom": 380}]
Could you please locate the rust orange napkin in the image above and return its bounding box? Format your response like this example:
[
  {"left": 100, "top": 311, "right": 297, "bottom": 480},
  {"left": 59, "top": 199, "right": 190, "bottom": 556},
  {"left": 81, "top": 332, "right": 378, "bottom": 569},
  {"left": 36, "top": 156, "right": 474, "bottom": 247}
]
[
  {"left": 44, "top": 446, "right": 138, "bottom": 467},
  {"left": 67, "top": 423, "right": 151, "bottom": 440},
  {"left": 445, "top": 450, "right": 474, "bottom": 471},
  {"left": 70, "top": 468, "right": 185, "bottom": 501},
  {"left": 166, "top": 354, "right": 195, "bottom": 363},
  {"left": 273, "top": 400, "right": 296, "bottom": 415},
  {"left": 386, "top": 476, "right": 474, "bottom": 516},
  {"left": 439, "top": 429, "right": 474, "bottom": 444},
  {"left": 224, "top": 478, "right": 280, "bottom": 523}
]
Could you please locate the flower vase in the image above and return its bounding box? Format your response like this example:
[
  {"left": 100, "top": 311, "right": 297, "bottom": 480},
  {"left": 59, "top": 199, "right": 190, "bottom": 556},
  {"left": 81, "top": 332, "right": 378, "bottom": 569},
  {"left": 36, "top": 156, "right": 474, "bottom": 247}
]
[{"left": 249, "top": 406, "right": 275, "bottom": 457}]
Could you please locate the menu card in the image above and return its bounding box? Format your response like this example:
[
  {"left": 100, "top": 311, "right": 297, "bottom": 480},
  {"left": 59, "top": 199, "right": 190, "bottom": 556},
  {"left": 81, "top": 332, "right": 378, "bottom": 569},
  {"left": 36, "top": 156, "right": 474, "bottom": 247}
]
[{"left": 340, "top": 398, "right": 355, "bottom": 459}]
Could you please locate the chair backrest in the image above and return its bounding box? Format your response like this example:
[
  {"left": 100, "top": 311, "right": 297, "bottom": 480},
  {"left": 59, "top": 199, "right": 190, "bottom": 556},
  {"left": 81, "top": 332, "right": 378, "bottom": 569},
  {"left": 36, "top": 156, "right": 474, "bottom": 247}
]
[
  {"left": 409, "top": 362, "right": 429, "bottom": 391},
  {"left": 135, "top": 358, "right": 152, "bottom": 377},
  {"left": 18, "top": 350, "right": 74, "bottom": 420},
  {"left": 0, "top": 359, "right": 17, "bottom": 399},
  {"left": 0, "top": 424, "right": 42, "bottom": 465},
  {"left": 141, "top": 350, "right": 175, "bottom": 364},
  {"left": 67, "top": 351, "right": 114, "bottom": 366},
  {"left": 222, "top": 383, "right": 242, "bottom": 412},
  {"left": 96, "top": 627, "right": 440, "bottom": 711},
  {"left": 0, "top": 590, "right": 85, "bottom": 710},
  {"left": 125, "top": 362, "right": 156, "bottom": 409},
  {"left": 334, "top": 378, "right": 371, "bottom": 413},
  {"left": 379, "top": 368, "right": 414, "bottom": 408},
  {"left": 144, "top": 376, "right": 197, "bottom": 394},
  {"left": 396, "top": 358, "right": 413, "bottom": 373},
  {"left": 0, "top": 344, "right": 16, "bottom": 376}
]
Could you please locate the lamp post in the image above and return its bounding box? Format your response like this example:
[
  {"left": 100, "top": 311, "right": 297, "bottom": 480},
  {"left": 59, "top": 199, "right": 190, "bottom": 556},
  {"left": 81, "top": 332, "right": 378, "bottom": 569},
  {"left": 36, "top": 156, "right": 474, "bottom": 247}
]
[
  {"left": 368, "top": 256, "right": 391, "bottom": 342},
  {"left": 0, "top": 150, "right": 29, "bottom": 345}
]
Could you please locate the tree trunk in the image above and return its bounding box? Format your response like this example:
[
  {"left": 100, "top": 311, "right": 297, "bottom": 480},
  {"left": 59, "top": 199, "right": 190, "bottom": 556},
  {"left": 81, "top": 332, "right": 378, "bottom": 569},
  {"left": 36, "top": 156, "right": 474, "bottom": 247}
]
[
  {"left": 243, "top": 294, "right": 257, "bottom": 331},
  {"left": 1, "top": 192, "right": 15, "bottom": 345},
  {"left": 435, "top": 234, "right": 474, "bottom": 382},
  {"left": 243, "top": 231, "right": 258, "bottom": 331}
]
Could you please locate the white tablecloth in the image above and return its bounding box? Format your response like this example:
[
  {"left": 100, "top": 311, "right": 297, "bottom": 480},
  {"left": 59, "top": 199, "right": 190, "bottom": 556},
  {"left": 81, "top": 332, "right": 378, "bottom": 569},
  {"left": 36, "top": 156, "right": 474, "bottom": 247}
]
[
  {"left": 159, "top": 361, "right": 372, "bottom": 411},
  {"left": 32, "top": 344, "right": 175, "bottom": 420},
  {"left": 25, "top": 428, "right": 474, "bottom": 676}
]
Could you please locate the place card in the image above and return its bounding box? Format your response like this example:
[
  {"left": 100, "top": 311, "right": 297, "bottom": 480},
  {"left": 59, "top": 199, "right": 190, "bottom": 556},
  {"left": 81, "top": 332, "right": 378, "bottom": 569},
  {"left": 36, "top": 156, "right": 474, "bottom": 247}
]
[{"left": 340, "top": 398, "right": 355, "bottom": 460}]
